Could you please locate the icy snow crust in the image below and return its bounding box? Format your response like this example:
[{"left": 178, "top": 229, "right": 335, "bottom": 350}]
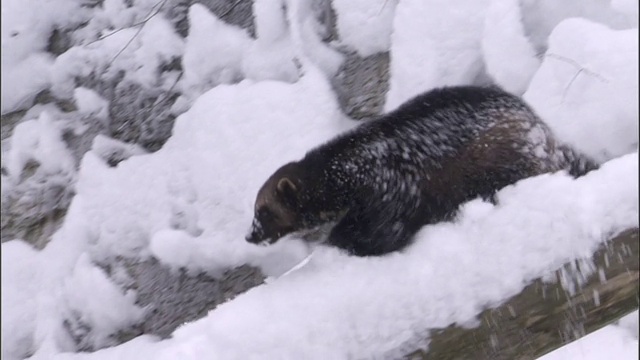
[{"left": 2, "top": 0, "right": 639, "bottom": 359}]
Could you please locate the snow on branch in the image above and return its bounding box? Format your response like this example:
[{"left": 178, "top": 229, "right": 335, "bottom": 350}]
[{"left": 404, "top": 228, "right": 639, "bottom": 360}]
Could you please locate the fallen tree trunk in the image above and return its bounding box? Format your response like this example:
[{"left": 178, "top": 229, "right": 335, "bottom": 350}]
[{"left": 404, "top": 227, "right": 639, "bottom": 360}]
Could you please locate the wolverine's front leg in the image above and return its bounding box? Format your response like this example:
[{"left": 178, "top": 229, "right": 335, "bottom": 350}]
[{"left": 326, "top": 201, "right": 416, "bottom": 256}]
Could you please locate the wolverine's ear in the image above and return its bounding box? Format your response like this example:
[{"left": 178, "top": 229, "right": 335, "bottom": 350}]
[{"left": 276, "top": 177, "right": 298, "bottom": 195}]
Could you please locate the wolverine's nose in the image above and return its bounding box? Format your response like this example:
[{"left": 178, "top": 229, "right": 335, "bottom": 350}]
[
  {"left": 245, "top": 232, "right": 260, "bottom": 244},
  {"left": 245, "top": 224, "right": 266, "bottom": 244}
]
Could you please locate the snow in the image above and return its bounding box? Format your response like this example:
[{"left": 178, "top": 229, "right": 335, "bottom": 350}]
[
  {"left": 243, "top": 0, "right": 299, "bottom": 83},
  {"left": 385, "top": 0, "right": 491, "bottom": 111},
  {"left": 2, "top": 240, "right": 41, "bottom": 360},
  {"left": 332, "top": 0, "right": 397, "bottom": 56},
  {"left": 0, "top": 0, "right": 86, "bottom": 113},
  {"left": 540, "top": 313, "right": 639, "bottom": 360},
  {"left": 4, "top": 112, "right": 75, "bottom": 180},
  {"left": 1, "top": 53, "right": 54, "bottom": 115},
  {"left": 524, "top": 19, "right": 639, "bottom": 163},
  {"left": 283, "top": 0, "right": 343, "bottom": 77},
  {"left": 2, "top": 0, "right": 639, "bottom": 359},
  {"left": 611, "top": 0, "right": 639, "bottom": 18},
  {"left": 61, "top": 253, "right": 145, "bottom": 349},
  {"left": 50, "top": 15, "right": 183, "bottom": 100},
  {"left": 481, "top": 0, "right": 540, "bottom": 94},
  {"left": 73, "top": 88, "right": 109, "bottom": 120},
  {"left": 132, "top": 15, "right": 184, "bottom": 88},
  {"left": 520, "top": 0, "right": 637, "bottom": 54},
  {"left": 180, "top": 4, "right": 251, "bottom": 100}
]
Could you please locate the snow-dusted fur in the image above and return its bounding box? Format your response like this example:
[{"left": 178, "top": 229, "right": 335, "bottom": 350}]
[{"left": 246, "top": 86, "right": 598, "bottom": 256}]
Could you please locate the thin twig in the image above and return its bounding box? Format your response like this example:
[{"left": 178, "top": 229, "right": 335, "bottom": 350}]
[
  {"left": 149, "top": 70, "right": 184, "bottom": 115},
  {"left": 545, "top": 53, "right": 608, "bottom": 82},
  {"left": 561, "top": 68, "right": 584, "bottom": 102},
  {"left": 219, "top": 0, "right": 244, "bottom": 19},
  {"left": 105, "top": 0, "right": 168, "bottom": 68},
  {"left": 378, "top": 0, "right": 391, "bottom": 16},
  {"left": 544, "top": 53, "right": 609, "bottom": 103},
  {"left": 106, "top": 25, "right": 144, "bottom": 68},
  {"left": 84, "top": 0, "right": 167, "bottom": 47}
]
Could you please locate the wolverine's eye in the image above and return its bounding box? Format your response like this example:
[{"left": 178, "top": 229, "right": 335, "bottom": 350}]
[{"left": 258, "top": 207, "right": 278, "bottom": 222}]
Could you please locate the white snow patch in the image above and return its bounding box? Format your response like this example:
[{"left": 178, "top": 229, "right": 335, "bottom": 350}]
[
  {"left": 4, "top": 112, "right": 75, "bottom": 180},
  {"left": 242, "top": 0, "right": 300, "bottom": 83},
  {"left": 50, "top": 14, "right": 182, "bottom": 100},
  {"left": 617, "top": 310, "right": 640, "bottom": 340},
  {"left": 90, "top": 135, "right": 147, "bottom": 167},
  {"left": 385, "top": 0, "right": 490, "bottom": 111},
  {"left": 1, "top": 0, "right": 86, "bottom": 113},
  {"left": 524, "top": 18, "right": 639, "bottom": 163},
  {"left": 73, "top": 88, "right": 108, "bottom": 120},
  {"left": 149, "top": 229, "right": 198, "bottom": 269},
  {"left": 180, "top": 4, "right": 252, "bottom": 101},
  {"left": 61, "top": 253, "right": 145, "bottom": 349},
  {"left": 540, "top": 317, "right": 639, "bottom": 360},
  {"left": 1, "top": 53, "right": 53, "bottom": 114},
  {"left": 611, "top": 0, "right": 639, "bottom": 19},
  {"left": 2, "top": 240, "right": 41, "bottom": 360},
  {"left": 332, "top": 0, "right": 397, "bottom": 56},
  {"left": 481, "top": 0, "right": 540, "bottom": 94},
  {"left": 520, "top": 0, "right": 638, "bottom": 54},
  {"left": 283, "top": 0, "right": 344, "bottom": 78},
  {"left": 131, "top": 15, "right": 184, "bottom": 88}
]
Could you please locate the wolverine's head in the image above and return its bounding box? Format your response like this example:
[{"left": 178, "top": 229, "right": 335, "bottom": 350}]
[{"left": 246, "top": 163, "right": 303, "bottom": 245}]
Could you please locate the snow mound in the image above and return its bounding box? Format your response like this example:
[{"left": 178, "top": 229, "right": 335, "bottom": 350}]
[
  {"left": 2, "top": 240, "right": 41, "bottom": 360},
  {"left": 332, "top": 0, "right": 397, "bottom": 56},
  {"left": 385, "top": 0, "right": 490, "bottom": 111},
  {"left": 540, "top": 315, "right": 639, "bottom": 360},
  {"left": 481, "top": 0, "right": 540, "bottom": 94},
  {"left": 524, "top": 18, "right": 639, "bottom": 163},
  {"left": 180, "top": 4, "right": 251, "bottom": 100},
  {"left": 1, "top": 0, "right": 86, "bottom": 113},
  {"left": 242, "top": 0, "right": 300, "bottom": 83}
]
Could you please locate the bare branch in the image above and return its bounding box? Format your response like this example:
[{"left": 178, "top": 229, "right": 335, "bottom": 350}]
[{"left": 84, "top": 0, "right": 167, "bottom": 47}]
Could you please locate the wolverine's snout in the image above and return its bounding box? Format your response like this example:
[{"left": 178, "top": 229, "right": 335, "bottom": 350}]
[
  {"left": 245, "top": 228, "right": 263, "bottom": 244},
  {"left": 245, "top": 221, "right": 272, "bottom": 245}
]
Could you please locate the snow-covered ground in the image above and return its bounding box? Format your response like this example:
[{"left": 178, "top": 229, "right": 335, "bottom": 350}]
[
  {"left": 2, "top": 0, "right": 638, "bottom": 359},
  {"left": 540, "top": 311, "right": 639, "bottom": 360}
]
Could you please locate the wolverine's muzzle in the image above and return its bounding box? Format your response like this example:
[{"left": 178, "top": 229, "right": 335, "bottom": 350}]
[
  {"left": 245, "top": 221, "right": 273, "bottom": 245},
  {"left": 245, "top": 231, "right": 269, "bottom": 245},
  {"left": 245, "top": 228, "right": 263, "bottom": 244}
]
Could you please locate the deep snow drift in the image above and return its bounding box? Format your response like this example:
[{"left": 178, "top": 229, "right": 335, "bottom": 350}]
[{"left": 2, "top": 0, "right": 638, "bottom": 359}]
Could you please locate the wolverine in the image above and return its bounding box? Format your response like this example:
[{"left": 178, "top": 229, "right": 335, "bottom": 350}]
[{"left": 246, "top": 86, "right": 598, "bottom": 256}]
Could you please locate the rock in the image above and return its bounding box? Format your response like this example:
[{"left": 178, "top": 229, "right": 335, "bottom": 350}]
[
  {"left": 1, "top": 110, "right": 26, "bottom": 142},
  {"left": 108, "top": 81, "right": 178, "bottom": 152},
  {"left": 313, "top": 0, "right": 339, "bottom": 42},
  {"left": 164, "top": 0, "right": 256, "bottom": 38},
  {"left": 331, "top": 50, "right": 390, "bottom": 119},
  {"left": 47, "top": 28, "right": 74, "bottom": 56},
  {"left": 1, "top": 171, "right": 74, "bottom": 248},
  {"left": 163, "top": 0, "right": 194, "bottom": 38},
  {"left": 108, "top": 258, "right": 265, "bottom": 339}
]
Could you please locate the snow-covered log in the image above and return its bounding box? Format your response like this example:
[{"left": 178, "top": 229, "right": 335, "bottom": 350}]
[{"left": 405, "top": 228, "right": 639, "bottom": 359}]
